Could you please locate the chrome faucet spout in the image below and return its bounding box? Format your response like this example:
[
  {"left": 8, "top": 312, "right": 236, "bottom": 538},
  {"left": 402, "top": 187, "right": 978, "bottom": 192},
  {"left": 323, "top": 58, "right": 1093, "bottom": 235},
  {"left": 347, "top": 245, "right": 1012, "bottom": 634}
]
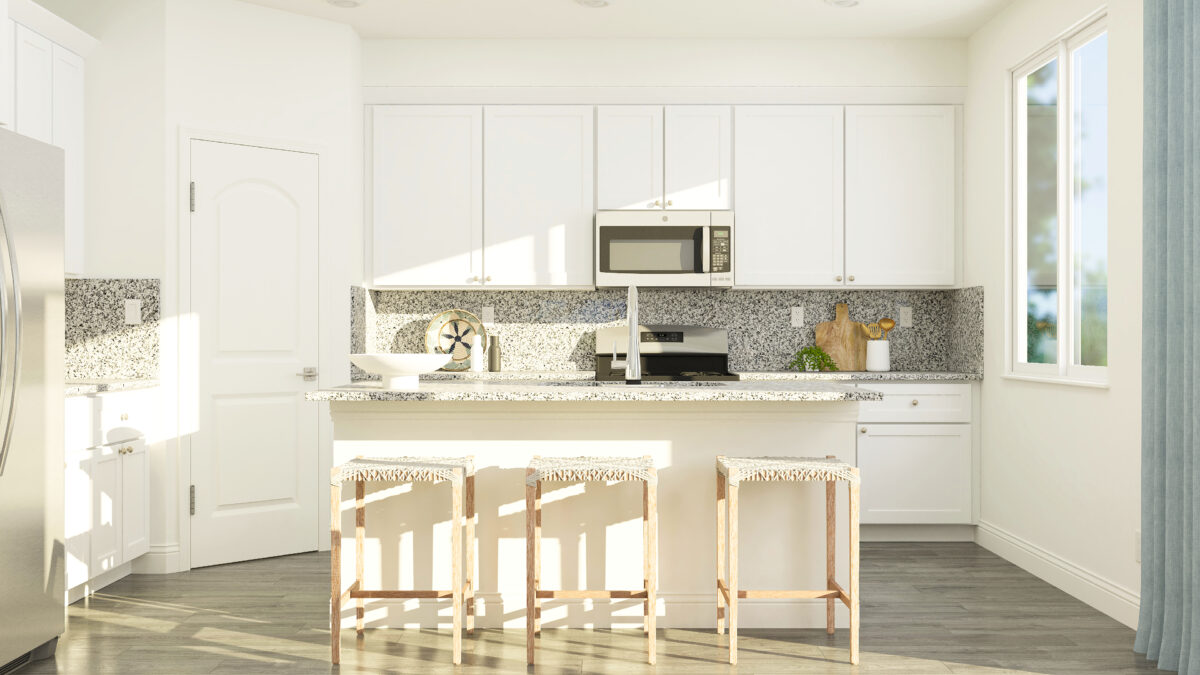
[{"left": 625, "top": 285, "right": 641, "bottom": 384}]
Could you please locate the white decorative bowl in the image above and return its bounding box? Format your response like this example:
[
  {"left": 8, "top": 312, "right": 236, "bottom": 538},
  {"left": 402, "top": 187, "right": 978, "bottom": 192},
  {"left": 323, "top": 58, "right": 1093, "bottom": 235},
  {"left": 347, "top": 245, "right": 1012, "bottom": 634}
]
[{"left": 350, "top": 354, "right": 452, "bottom": 389}]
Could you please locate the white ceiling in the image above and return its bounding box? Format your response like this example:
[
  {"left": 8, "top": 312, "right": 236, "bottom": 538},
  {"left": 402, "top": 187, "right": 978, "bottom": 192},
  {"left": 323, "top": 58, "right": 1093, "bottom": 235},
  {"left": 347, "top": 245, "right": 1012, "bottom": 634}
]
[{"left": 239, "top": 0, "right": 1014, "bottom": 40}]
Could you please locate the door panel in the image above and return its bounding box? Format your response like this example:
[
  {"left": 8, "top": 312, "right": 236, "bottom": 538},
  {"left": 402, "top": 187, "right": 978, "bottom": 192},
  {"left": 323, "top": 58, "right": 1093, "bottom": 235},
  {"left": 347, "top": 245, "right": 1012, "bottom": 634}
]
[
  {"left": 372, "top": 106, "right": 482, "bottom": 287},
  {"left": 483, "top": 105, "right": 594, "bottom": 286},
  {"left": 120, "top": 440, "right": 149, "bottom": 562},
  {"left": 856, "top": 424, "right": 972, "bottom": 524},
  {"left": 597, "top": 105, "right": 663, "bottom": 210},
  {"left": 89, "top": 445, "right": 121, "bottom": 574},
  {"left": 51, "top": 45, "right": 84, "bottom": 275},
  {"left": 734, "top": 105, "right": 844, "bottom": 286},
  {"left": 13, "top": 24, "right": 51, "bottom": 143},
  {"left": 190, "top": 140, "right": 319, "bottom": 568},
  {"left": 664, "top": 105, "right": 731, "bottom": 210},
  {"left": 845, "top": 105, "right": 956, "bottom": 286}
]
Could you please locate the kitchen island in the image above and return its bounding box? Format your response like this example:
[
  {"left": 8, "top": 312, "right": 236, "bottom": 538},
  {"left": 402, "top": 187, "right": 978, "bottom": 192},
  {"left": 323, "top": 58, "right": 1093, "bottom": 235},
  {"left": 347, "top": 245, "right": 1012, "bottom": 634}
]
[{"left": 311, "top": 379, "right": 881, "bottom": 631}]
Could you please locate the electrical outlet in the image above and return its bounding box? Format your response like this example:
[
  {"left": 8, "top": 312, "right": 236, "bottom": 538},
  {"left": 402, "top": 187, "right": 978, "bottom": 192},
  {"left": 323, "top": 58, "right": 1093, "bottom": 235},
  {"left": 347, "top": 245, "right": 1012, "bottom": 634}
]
[
  {"left": 124, "top": 299, "right": 142, "bottom": 325},
  {"left": 790, "top": 307, "right": 805, "bottom": 328},
  {"left": 1136, "top": 530, "right": 1141, "bottom": 563},
  {"left": 481, "top": 306, "right": 495, "bottom": 324},
  {"left": 898, "top": 305, "right": 914, "bottom": 328}
]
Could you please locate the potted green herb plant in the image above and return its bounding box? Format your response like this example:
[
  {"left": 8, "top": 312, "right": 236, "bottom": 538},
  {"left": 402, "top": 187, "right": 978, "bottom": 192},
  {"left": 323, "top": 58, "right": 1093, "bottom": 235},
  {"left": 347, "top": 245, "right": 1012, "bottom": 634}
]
[{"left": 788, "top": 345, "right": 839, "bottom": 372}]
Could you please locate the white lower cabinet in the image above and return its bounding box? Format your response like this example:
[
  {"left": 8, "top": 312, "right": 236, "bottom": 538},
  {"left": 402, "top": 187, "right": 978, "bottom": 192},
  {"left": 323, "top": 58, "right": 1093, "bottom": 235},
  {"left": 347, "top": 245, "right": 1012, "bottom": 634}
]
[
  {"left": 855, "top": 383, "right": 974, "bottom": 525},
  {"left": 65, "top": 390, "right": 154, "bottom": 599}
]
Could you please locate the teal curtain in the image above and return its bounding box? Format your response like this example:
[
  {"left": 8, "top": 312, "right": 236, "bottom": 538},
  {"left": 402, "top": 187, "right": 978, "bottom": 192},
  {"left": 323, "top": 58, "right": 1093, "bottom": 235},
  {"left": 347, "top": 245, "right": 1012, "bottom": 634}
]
[{"left": 1137, "top": 0, "right": 1200, "bottom": 672}]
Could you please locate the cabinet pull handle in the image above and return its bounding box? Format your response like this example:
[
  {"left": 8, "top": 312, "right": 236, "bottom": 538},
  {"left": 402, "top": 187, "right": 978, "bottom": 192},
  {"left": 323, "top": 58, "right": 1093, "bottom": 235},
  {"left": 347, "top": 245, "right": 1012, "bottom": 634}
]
[{"left": 911, "top": 399, "right": 919, "bottom": 406}]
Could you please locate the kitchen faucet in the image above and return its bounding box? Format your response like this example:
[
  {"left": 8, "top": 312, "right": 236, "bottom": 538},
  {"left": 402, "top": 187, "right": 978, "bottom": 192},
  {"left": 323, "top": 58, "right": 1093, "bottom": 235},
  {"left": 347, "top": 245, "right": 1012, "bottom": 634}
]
[{"left": 610, "top": 285, "right": 642, "bottom": 384}]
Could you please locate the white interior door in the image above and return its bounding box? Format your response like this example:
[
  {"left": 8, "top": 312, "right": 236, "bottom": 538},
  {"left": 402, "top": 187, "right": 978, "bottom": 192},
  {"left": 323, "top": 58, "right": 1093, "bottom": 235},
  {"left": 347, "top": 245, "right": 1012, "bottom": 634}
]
[{"left": 189, "top": 139, "right": 319, "bottom": 568}]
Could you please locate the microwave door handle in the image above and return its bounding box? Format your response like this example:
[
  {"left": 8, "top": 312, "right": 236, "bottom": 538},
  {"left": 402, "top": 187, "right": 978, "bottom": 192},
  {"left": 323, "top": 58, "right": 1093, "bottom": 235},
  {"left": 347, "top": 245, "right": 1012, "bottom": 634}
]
[{"left": 701, "top": 227, "right": 711, "bottom": 273}]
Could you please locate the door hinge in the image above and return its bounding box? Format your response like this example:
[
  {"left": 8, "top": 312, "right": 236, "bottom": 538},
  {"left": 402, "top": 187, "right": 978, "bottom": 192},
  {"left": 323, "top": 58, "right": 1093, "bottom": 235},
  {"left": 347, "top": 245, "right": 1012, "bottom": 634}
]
[
  {"left": 189, "top": 484, "right": 195, "bottom": 516},
  {"left": 189, "top": 181, "right": 196, "bottom": 213}
]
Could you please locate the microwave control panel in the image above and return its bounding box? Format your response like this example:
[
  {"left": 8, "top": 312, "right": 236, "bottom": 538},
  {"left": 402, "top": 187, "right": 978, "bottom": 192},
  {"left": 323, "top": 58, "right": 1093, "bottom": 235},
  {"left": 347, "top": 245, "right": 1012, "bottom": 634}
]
[{"left": 710, "top": 227, "right": 732, "bottom": 273}]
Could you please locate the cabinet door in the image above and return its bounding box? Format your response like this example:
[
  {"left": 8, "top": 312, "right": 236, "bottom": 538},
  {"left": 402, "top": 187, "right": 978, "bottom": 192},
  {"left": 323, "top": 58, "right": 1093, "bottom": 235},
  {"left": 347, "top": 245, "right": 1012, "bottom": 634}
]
[
  {"left": 664, "top": 105, "right": 731, "bottom": 210},
  {"left": 1, "top": 15, "right": 14, "bottom": 129},
  {"left": 845, "top": 105, "right": 956, "bottom": 286},
  {"left": 120, "top": 439, "right": 149, "bottom": 562},
  {"left": 89, "top": 444, "right": 122, "bottom": 574},
  {"left": 597, "top": 105, "right": 663, "bottom": 210},
  {"left": 52, "top": 44, "right": 84, "bottom": 275},
  {"left": 856, "top": 423, "right": 972, "bottom": 524},
  {"left": 65, "top": 448, "right": 92, "bottom": 589},
  {"left": 13, "top": 23, "right": 51, "bottom": 143},
  {"left": 371, "top": 105, "right": 483, "bottom": 287},
  {"left": 734, "top": 106, "right": 843, "bottom": 286},
  {"left": 483, "top": 105, "right": 594, "bottom": 287}
]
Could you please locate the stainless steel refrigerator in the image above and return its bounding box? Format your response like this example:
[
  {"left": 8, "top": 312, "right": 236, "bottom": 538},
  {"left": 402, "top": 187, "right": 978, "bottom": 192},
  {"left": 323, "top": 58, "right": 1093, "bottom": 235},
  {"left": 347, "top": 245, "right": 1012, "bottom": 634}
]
[{"left": 0, "top": 127, "right": 66, "bottom": 669}]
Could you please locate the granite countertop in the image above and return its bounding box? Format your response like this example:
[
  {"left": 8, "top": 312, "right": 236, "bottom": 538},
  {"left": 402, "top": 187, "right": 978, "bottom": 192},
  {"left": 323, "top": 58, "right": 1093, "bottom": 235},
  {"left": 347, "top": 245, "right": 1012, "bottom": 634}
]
[
  {"left": 66, "top": 379, "right": 161, "bottom": 397},
  {"left": 310, "top": 379, "right": 881, "bottom": 403},
  {"left": 406, "top": 370, "right": 981, "bottom": 383}
]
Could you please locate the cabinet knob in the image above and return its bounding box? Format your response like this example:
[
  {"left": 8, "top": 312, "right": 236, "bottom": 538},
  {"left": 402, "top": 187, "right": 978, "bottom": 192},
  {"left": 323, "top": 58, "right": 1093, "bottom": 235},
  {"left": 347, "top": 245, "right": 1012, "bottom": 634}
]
[
  {"left": 470, "top": 275, "right": 480, "bottom": 283},
  {"left": 860, "top": 427, "right": 868, "bottom": 434},
  {"left": 666, "top": 200, "right": 673, "bottom": 207},
  {"left": 835, "top": 275, "right": 843, "bottom": 282},
  {"left": 120, "top": 413, "right": 129, "bottom": 421},
  {"left": 911, "top": 399, "right": 919, "bottom": 406},
  {"left": 485, "top": 276, "right": 492, "bottom": 282},
  {"left": 848, "top": 275, "right": 856, "bottom": 282},
  {"left": 653, "top": 200, "right": 662, "bottom": 207}
]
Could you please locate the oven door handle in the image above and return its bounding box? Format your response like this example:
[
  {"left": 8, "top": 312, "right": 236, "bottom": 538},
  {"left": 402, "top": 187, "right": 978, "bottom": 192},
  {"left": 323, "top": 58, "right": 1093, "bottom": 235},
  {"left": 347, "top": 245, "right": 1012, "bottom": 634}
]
[{"left": 701, "top": 227, "right": 711, "bottom": 273}]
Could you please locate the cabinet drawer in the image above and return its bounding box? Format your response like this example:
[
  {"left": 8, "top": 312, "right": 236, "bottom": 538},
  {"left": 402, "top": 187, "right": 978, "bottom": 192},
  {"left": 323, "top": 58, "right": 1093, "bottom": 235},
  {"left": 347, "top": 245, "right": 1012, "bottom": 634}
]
[
  {"left": 856, "top": 423, "right": 972, "bottom": 524},
  {"left": 98, "top": 388, "right": 158, "bottom": 445},
  {"left": 856, "top": 383, "right": 971, "bottom": 424}
]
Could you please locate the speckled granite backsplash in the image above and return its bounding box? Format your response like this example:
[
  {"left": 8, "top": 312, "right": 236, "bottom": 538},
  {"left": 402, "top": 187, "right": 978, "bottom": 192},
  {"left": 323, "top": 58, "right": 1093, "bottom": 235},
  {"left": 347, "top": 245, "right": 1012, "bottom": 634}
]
[
  {"left": 66, "top": 279, "right": 160, "bottom": 380},
  {"left": 353, "top": 287, "right": 983, "bottom": 378}
]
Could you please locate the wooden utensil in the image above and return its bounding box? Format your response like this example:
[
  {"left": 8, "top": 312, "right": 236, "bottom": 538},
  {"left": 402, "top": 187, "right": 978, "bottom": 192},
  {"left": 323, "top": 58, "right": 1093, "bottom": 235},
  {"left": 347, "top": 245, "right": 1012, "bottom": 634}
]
[
  {"left": 865, "top": 323, "right": 882, "bottom": 340},
  {"left": 879, "top": 317, "right": 896, "bottom": 340},
  {"left": 815, "top": 303, "right": 868, "bottom": 371}
]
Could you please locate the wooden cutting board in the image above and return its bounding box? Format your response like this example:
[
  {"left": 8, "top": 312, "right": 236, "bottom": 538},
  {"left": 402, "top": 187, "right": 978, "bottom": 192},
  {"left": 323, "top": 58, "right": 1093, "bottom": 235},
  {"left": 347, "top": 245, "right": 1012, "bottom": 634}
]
[{"left": 815, "top": 303, "right": 868, "bottom": 371}]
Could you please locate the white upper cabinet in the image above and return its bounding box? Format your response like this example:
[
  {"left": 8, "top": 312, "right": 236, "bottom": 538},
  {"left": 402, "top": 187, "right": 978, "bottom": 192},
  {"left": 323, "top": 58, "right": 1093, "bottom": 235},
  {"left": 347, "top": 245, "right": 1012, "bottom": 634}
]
[
  {"left": 596, "top": 106, "right": 663, "bottom": 210},
  {"left": 52, "top": 44, "right": 83, "bottom": 275},
  {"left": 734, "top": 106, "right": 844, "bottom": 287},
  {"left": 844, "top": 105, "right": 957, "bottom": 286},
  {"left": 1, "top": 6, "right": 13, "bottom": 129},
  {"left": 664, "top": 105, "right": 731, "bottom": 210},
  {"left": 13, "top": 22, "right": 50, "bottom": 143},
  {"left": 371, "top": 105, "right": 483, "bottom": 287},
  {"left": 483, "top": 105, "right": 594, "bottom": 287}
]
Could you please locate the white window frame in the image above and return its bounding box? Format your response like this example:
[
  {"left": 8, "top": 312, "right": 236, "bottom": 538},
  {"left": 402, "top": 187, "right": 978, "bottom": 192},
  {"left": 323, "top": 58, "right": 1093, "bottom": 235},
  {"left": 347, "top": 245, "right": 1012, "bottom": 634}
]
[{"left": 1007, "top": 12, "right": 1109, "bottom": 387}]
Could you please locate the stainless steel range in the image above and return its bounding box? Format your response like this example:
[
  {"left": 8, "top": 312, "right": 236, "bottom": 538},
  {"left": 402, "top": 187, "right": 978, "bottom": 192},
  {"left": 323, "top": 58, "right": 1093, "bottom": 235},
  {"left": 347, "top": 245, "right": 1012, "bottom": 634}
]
[{"left": 595, "top": 325, "right": 740, "bottom": 382}]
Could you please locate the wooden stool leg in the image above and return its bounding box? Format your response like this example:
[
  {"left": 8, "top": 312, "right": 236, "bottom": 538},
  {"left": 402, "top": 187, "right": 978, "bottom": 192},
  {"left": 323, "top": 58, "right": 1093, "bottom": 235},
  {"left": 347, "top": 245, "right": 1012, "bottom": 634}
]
[
  {"left": 716, "top": 468, "right": 726, "bottom": 635},
  {"left": 355, "top": 480, "right": 365, "bottom": 636},
  {"left": 330, "top": 481, "right": 341, "bottom": 665},
  {"left": 643, "top": 479, "right": 650, "bottom": 635},
  {"left": 826, "top": 461, "right": 836, "bottom": 636},
  {"left": 525, "top": 468, "right": 536, "bottom": 666},
  {"left": 849, "top": 476, "right": 861, "bottom": 666},
  {"left": 646, "top": 470, "right": 658, "bottom": 666},
  {"left": 465, "top": 472, "right": 476, "bottom": 635},
  {"left": 728, "top": 480, "right": 739, "bottom": 666},
  {"left": 451, "top": 470, "right": 464, "bottom": 665},
  {"left": 534, "top": 480, "right": 542, "bottom": 636}
]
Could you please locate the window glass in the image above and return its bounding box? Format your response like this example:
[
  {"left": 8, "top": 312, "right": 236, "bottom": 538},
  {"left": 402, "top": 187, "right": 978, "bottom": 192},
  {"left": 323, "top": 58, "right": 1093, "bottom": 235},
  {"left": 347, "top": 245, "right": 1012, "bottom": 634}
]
[
  {"left": 1025, "top": 59, "right": 1059, "bottom": 365},
  {"left": 1072, "top": 34, "right": 1108, "bottom": 367}
]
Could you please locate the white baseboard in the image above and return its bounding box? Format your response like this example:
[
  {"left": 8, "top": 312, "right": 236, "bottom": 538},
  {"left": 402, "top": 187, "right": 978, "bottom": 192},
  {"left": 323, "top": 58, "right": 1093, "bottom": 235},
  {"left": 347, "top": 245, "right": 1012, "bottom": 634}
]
[
  {"left": 66, "top": 562, "right": 132, "bottom": 605},
  {"left": 975, "top": 520, "right": 1139, "bottom": 628},
  {"left": 863, "top": 524, "right": 976, "bottom": 542},
  {"left": 345, "top": 593, "right": 847, "bottom": 630},
  {"left": 131, "top": 543, "right": 184, "bottom": 574}
]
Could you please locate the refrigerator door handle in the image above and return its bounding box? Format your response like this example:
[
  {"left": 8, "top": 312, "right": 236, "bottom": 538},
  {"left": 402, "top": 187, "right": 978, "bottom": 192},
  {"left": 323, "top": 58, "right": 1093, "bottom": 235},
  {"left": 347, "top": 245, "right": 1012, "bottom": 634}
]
[{"left": 0, "top": 200, "right": 20, "bottom": 477}]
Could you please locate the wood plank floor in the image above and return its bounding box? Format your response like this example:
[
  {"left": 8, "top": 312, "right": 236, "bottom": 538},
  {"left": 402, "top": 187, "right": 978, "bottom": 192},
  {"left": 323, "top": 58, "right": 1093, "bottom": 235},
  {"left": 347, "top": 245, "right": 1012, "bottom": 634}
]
[{"left": 22, "top": 543, "right": 1158, "bottom": 674}]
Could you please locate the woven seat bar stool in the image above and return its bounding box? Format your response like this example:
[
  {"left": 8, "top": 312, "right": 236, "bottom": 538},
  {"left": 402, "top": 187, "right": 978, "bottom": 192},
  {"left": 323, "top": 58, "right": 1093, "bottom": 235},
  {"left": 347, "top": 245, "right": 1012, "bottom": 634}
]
[
  {"left": 716, "top": 454, "right": 861, "bottom": 666},
  {"left": 525, "top": 455, "right": 658, "bottom": 666},
  {"left": 330, "top": 456, "right": 476, "bottom": 665}
]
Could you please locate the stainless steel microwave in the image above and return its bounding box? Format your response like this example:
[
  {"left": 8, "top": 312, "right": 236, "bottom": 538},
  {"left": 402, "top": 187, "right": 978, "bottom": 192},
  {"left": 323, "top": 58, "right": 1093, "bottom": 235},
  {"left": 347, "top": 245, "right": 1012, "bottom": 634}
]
[{"left": 595, "top": 210, "right": 733, "bottom": 287}]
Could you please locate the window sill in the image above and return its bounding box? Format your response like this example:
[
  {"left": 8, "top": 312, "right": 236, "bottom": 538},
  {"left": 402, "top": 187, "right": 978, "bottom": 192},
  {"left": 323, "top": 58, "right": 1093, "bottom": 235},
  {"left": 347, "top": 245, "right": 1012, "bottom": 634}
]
[{"left": 1001, "top": 372, "right": 1110, "bottom": 389}]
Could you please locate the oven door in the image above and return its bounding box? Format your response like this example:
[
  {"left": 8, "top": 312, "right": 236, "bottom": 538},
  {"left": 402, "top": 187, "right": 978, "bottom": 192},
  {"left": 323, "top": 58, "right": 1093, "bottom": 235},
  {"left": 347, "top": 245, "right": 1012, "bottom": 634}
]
[{"left": 596, "top": 224, "right": 712, "bottom": 287}]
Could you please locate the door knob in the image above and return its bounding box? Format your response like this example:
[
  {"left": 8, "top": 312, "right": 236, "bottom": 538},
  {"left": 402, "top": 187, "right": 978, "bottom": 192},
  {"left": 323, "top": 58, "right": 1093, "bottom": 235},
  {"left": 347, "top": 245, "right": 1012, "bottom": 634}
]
[{"left": 297, "top": 367, "right": 318, "bottom": 381}]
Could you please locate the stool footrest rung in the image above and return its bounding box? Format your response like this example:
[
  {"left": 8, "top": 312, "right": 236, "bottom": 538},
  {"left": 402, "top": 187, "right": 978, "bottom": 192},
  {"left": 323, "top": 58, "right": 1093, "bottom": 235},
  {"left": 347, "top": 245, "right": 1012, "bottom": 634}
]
[
  {"left": 536, "top": 590, "right": 648, "bottom": 599},
  {"left": 716, "top": 579, "right": 844, "bottom": 600},
  {"left": 351, "top": 589, "right": 456, "bottom": 599}
]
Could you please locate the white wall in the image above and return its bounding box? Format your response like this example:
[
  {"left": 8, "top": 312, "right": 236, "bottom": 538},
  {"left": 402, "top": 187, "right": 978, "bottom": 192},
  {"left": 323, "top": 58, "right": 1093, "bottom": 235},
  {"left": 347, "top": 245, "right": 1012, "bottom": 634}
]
[
  {"left": 965, "top": 0, "right": 1143, "bottom": 625},
  {"left": 363, "top": 38, "right": 967, "bottom": 88}
]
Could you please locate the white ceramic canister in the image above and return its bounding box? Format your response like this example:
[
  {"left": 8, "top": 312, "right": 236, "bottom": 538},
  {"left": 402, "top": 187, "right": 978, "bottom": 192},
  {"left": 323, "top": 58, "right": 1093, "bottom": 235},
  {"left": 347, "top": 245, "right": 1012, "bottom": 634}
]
[
  {"left": 866, "top": 340, "right": 891, "bottom": 372},
  {"left": 470, "top": 334, "right": 486, "bottom": 372}
]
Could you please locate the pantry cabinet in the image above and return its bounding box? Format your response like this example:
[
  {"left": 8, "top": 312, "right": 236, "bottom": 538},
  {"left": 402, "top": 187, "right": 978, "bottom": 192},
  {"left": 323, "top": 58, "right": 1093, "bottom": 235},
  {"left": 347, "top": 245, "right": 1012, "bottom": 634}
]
[
  {"left": 734, "top": 105, "right": 844, "bottom": 286},
  {"left": 371, "top": 105, "right": 483, "bottom": 287},
  {"left": 483, "top": 105, "right": 594, "bottom": 286},
  {"left": 844, "top": 105, "right": 957, "bottom": 286}
]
